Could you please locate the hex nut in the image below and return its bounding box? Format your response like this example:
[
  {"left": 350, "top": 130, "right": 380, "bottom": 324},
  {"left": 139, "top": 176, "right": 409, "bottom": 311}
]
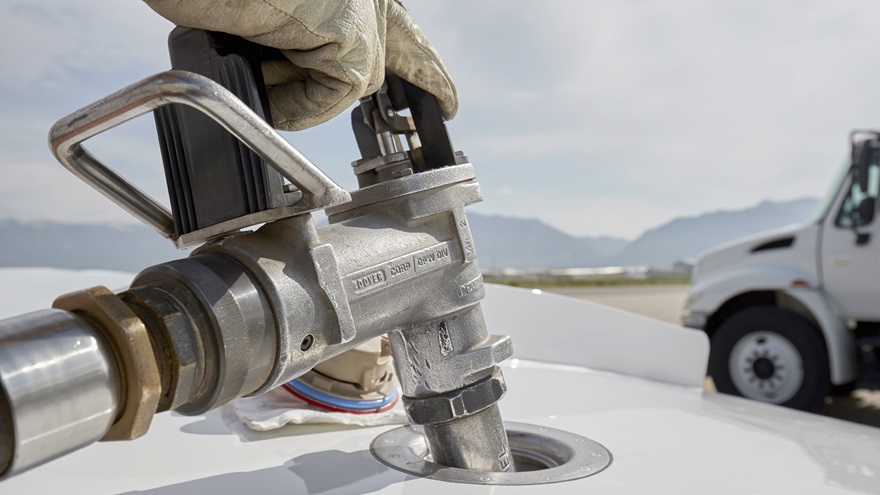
[
  {"left": 150, "top": 305, "right": 200, "bottom": 411},
  {"left": 453, "top": 335, "right": 513, "bottom": 384},
  {"left": 121, "top": 288, "right": 203, "bottom": 412},
  {"left": 54, "top": 286, "right": 161, "bottom": 441},
  {"left": 403, "top": 367, "right": 507, "bottom": 425}
]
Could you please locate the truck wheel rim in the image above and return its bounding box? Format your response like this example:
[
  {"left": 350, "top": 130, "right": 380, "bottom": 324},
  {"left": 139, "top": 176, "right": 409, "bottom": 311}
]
[{"left": 728, "top": 331, "right": 803, "bottom": 404}]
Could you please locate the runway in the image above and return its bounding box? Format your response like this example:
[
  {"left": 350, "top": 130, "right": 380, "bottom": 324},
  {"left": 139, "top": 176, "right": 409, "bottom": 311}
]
[
  {"left": 544, "top": 285, "right": 689, "bottom": 326},
  {"left": 542, "top": 284, "right": 880, "bottom": 429}
]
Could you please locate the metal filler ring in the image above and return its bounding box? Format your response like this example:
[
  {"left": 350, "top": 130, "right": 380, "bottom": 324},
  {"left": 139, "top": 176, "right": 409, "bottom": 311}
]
[{"left": 370, "top": 421, "right": 612, "bottom": 485}]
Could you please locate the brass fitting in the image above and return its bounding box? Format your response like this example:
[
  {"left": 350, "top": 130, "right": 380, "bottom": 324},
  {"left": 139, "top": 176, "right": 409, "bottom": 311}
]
[{"left": 54, "top": 287, "right": 161, "bottom": 440}]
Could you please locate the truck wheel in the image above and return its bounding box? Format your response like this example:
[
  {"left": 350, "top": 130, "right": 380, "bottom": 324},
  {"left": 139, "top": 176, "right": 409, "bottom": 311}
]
[{"left": 709, "top": 306, "right": 829, "bottom": 411}]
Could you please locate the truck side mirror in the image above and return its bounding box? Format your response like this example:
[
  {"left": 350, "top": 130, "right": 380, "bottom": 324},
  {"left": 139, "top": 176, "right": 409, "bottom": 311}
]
[
  {"left": 851, "top": 131, "right": 880, "bottom": 194},
  {"left": 852, "top": 141, "right": 871, "bottom": 194},
  {"left": 858, "top": 197, "right": 875, "bottom": 225},
  {"left": 852, "top": 197, "right": 875, "bottom": 246}
]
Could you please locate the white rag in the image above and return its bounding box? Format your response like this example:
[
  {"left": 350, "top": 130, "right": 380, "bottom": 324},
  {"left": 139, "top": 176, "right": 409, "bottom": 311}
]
[{"left": 230, "top": 386, "right": 408, "bottom": 431}]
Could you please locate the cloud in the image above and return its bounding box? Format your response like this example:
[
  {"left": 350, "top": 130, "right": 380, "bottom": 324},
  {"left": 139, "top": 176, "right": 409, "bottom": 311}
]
[
  {"left": 406, "top": 0, "right": 880, "bottom": 236},
  {"left": 3, "top": 1, "right": 880, "bottom": 239},
  {"left": 472, "top": 187, "right": 684, "bottom": 240},
  {"left": 0, "top": 1, "right": 171, "bottom": 91},
  {"left": 0, "top": 158, "right": 141, "bottom": 225}
]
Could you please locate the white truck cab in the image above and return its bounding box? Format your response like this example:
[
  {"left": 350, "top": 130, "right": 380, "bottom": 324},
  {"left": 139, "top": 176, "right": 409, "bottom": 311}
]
[{"left": 684, "top": 132, "right": 880, "bottom": 411}]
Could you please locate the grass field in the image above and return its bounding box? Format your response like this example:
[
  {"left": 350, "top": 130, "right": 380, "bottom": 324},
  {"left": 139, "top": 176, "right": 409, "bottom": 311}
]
[{"left": 484, "top": 277, "right": 691, "bottom": 288}]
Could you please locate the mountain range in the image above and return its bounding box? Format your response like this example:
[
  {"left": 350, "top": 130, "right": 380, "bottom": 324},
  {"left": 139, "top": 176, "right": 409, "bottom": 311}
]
[
  {"left": 0, "top": 198, "right": 819, "bottom": 271},
  {"left": 606, "top": 197, "right": 820, "bottom": 268},
  {"left": 0, "top": 220, "right": 184, "bottom": 272},
  {"left": 467, "top": 214, "right": 627, "bottom": 269}
]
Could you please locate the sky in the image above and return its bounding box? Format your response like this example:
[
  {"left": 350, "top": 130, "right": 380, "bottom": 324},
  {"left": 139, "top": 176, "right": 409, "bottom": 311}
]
[{"left": 2, "top": 1, "right": 880, "bottom": 240}]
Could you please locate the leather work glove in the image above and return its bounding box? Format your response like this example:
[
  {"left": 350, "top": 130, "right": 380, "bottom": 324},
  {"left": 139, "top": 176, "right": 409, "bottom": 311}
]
[{"left": 143, "top": 0, "right": 457, "bottom": 131}]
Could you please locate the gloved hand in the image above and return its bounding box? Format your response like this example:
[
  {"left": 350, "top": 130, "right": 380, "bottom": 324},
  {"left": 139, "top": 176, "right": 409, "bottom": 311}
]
[{"left": 143, "top": 0, "right": 457, "bottom": 131}]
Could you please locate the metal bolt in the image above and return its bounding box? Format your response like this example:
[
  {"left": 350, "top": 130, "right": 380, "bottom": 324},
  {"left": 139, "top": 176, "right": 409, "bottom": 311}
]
[{"left": 300, "top": 335, "right": 314, "bottom": 352}]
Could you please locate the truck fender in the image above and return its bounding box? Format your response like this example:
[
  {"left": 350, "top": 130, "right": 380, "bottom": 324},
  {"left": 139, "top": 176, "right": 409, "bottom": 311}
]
[
  {"left": 781, "top": 288, "right": 858, "bottom": 386},
  {"left": 688, "top": 266, "right": 858, "bottom": 385},
  {"left": 689, "top": 264, "right": 818, "bottom": 311}
]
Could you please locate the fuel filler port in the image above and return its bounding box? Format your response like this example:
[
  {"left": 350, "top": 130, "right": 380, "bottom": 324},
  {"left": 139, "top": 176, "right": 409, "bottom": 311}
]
[{"left": 371, "top": 422, "right": 612, "bottom": 485}]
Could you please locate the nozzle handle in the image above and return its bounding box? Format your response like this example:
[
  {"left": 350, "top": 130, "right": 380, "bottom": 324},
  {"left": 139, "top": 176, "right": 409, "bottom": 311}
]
[{"left": 48, "top": 70, "right": 350, "bottom": 247}]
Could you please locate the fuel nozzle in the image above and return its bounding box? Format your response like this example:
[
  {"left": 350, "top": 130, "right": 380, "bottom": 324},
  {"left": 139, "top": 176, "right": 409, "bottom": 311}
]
[{"left": 0, "top": 27, "right": 515, "bottom": 481}]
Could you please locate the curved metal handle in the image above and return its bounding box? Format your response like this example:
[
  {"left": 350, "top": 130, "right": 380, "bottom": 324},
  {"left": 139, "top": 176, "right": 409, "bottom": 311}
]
[{"left": 48, "top": 70, "right": 351, "bottom": 239}]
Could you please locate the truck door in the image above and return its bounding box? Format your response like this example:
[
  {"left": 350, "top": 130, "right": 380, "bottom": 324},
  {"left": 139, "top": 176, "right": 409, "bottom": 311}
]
[{"left": 821, "top": 162, "right": 880, "bottom": 320}]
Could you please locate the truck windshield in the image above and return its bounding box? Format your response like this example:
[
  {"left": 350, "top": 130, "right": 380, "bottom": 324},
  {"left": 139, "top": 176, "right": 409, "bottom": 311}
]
[{"left": 810, "top": 158, "right": 851, "bottom": 223}]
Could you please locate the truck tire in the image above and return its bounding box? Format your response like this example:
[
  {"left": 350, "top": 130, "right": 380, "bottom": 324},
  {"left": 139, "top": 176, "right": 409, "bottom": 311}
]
[{"left": 709, "top": 306, "right": 829, "bottom": 411}]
